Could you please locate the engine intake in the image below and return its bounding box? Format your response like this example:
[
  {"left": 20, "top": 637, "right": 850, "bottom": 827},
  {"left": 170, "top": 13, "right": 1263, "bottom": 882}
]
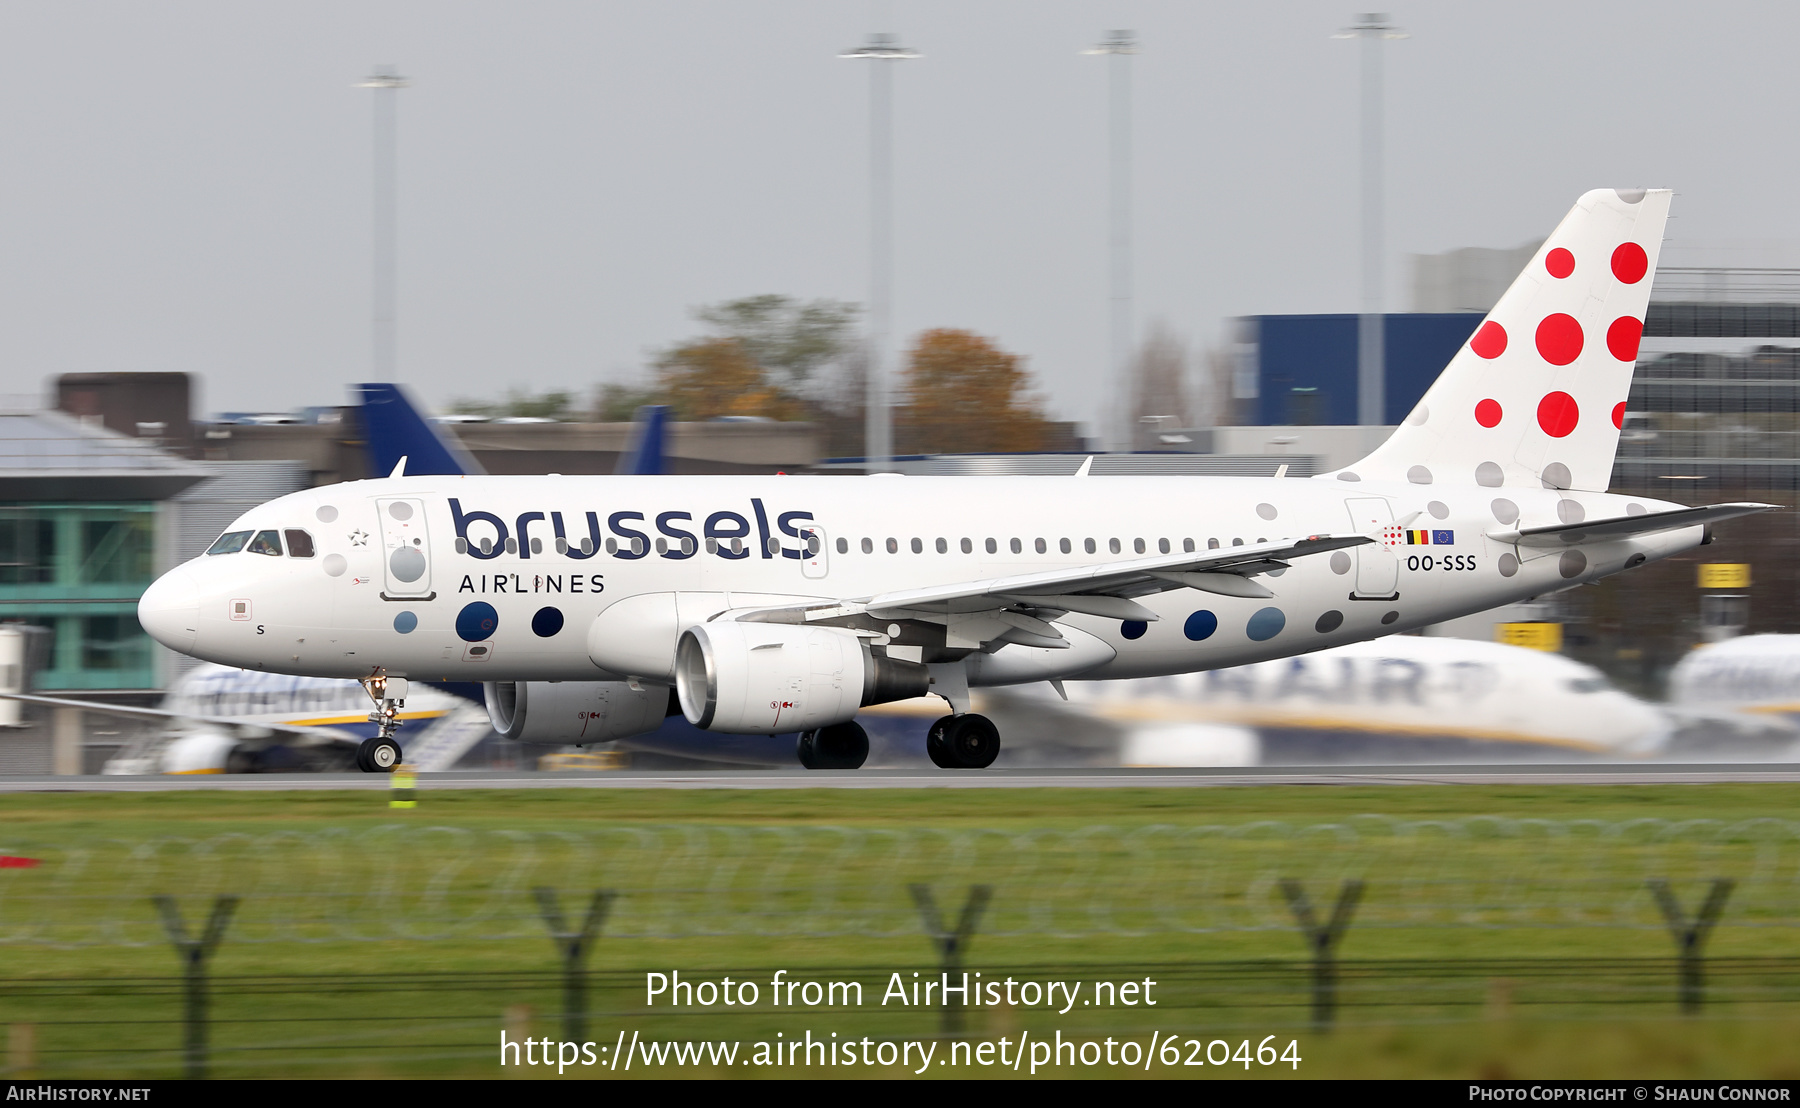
[
  {"left": 483, "top": 680, "right": 672, "bottom": 745},
  {"left": 675, "top": 622, "right": 929, "bottom": 734}
]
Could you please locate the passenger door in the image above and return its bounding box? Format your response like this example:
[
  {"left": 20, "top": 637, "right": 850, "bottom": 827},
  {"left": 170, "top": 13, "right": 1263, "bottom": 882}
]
[
  {"left": 1344, "top": 498, "right": 1399, "bottom": 599},
  {"left": 377, "top": 498, "right": 433, "bottom": 598}
]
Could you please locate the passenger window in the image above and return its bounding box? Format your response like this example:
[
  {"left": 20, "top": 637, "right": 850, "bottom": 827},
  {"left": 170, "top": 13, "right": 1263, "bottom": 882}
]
[
  {"left": 1034, "top": 538, "right": 1047, "bottom": 554},
  {"left": 861, "top": 537, "right": 873, "bottom": 554},
  {"left": 1084, "top": 538, "right": 1096, "bottom": 554},
  {"left": 1108, "top": 538, "right": 1121, "bottom": 554},
  {"left": 1208, "top": 538, "right": 1220, "bottom": 550},
  {"left": 1134, "top": 538, "right": 1146, "bottom": 554},
  {"left": 1059, "top": 538, "right": 1071, "bottom": 554},
  {"left": 887, "top": 538, "right": 899, "bottom": 554},
  {"left": 836, "top": 538, "right": 849, "bottom": 554},
  {"left": 985, "top": 538, "right": 997, "bottom": 554},
  {"left": 207, "top": 531, "right": 252, "bottom": 555},
  {"left": 935, "top": 538, "right": 947, "bottom": 554},
  {"left": 1159, "top": 538, "right": 1170, "bottom": 554},
  {"left": 283, "top": 530, "right": 316, "bottom": 558},
  {"left": 1010, "top": 538, "right": 1022, "bottom": 554},
  {"left": 1232, "top": 538, "right": 1244, "bottom": 547},
  {"left": 246, "top": 530, "right": 283, "bottom": 556},
  {"left": 1183, "top": 538, "right": 1196, "bottom": 553},
  {"left": 960, "top": 538, "right": 973, "bottom": 554}
]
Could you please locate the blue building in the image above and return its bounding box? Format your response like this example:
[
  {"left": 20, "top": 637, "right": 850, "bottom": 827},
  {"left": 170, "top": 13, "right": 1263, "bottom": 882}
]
[{"left": 1235, "top": 313, "right": 1485, "bottom": 426}]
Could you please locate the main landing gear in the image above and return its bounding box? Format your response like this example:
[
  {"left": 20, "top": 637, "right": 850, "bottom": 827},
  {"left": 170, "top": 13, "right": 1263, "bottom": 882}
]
[
  {"left": 356, "top": 671, "right": 408, "bottom": 774},
  {"left": 926, "top": 714, "right": 1000, "bottom": 770},
  {"left": 797, "top": 721, "right": 869, "bottom": 770}
]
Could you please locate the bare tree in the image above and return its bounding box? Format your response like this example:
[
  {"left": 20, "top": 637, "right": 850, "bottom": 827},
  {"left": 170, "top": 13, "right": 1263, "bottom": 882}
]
[{"left": 1128, "top": 320, "right": 1194, "bottom": 450}]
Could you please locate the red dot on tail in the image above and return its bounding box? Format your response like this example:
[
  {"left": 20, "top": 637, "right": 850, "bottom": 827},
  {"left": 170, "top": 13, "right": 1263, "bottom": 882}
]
[
  {"left": 1546, "top": 248, "right": 1575, "bottom": 278},
  {"left": 1537, "top": 392, "right": 1579, "bottom": 438},
  {"left": 1475, "top": 399, "right": 1502, "bottom": 428},
  {"left": 1470, "top": 320, "right": 1507, "bottom": 359},
  {"left": 1612, "top": 402, "right": 1626, "bottom": 430},
  {"left": 1535, "top": 314, "right": 1584, "bottom": 365},
  {"left": 1607, "top": 316, "right": 1643, "bottom": 362},
  {"left": 1612, "top": 242, "right": 1649, "bottom": 284}
]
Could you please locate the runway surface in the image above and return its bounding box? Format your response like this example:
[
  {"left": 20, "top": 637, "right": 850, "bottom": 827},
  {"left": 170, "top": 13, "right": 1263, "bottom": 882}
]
[{"left": 2, "top": 764, "right": 1799, "bottom": 791}]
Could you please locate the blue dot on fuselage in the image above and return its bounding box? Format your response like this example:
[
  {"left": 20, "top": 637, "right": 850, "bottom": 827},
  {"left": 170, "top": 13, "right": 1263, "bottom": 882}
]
[
  {"left": 531, "top": 606, "right": 565, "bottom": 638},
  {"left": 1120, "top": 620, "right": 1147, "bottom": 640},
  {"left": 456, "top": 601, "right": 498, "bottom": 643},
  {"left": 1183, "top": 611, "right": 1218, "bottom": 641},
  {"left": 1247, "top": 607, "right": 1286, "bottom": 641},
  {"left": 393, "top": 611, "right": 418, "bottom": 634}
]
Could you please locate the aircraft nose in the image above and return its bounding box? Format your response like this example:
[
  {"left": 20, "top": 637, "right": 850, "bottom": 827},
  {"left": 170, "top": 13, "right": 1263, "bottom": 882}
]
[{"left": 138, "top": 568, "right": 200, "bottom": 654}]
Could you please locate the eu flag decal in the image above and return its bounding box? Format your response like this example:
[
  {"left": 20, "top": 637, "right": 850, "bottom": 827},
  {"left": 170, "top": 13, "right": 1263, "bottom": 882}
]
[
  {"left": 1433, "top": 529, "right": 1454, "bottom": 545},
  {"left": 1405, "top": 530, "right": 1456, "bottom": 545}
]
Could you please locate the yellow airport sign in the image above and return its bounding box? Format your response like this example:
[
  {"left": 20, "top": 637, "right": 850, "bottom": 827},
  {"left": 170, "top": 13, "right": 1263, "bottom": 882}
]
[
  {"left": 1496, "top": 622, "right": 1562, "bottom": 652},
  {"left": 1698, "top": 563, "right": 1751, "bottom": 589}
]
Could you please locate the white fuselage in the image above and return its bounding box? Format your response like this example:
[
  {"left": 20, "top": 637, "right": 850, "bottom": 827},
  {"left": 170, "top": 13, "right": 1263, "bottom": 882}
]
[{"left": 139, "top": 473, "right": 1700, "bottom": 688}]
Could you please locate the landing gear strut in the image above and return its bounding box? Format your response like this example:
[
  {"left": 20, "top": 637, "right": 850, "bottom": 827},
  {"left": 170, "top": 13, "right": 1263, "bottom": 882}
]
[
  {"left": 357, "top": 671, "right": 408, "bottom": 774},
  {"left": 926, "top": 714, "right": 1000, "bottom": 769},
  {"left": 798, "top": 721, "right": 869, "bottom": 770}
]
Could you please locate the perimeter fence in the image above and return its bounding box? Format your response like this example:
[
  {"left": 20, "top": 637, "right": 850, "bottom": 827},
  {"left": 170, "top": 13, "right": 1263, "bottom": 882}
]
[
  {"left": 5, "top": 815, "right": 1800, "bottom": 945},
  {"left": 9, "top": 816, "right": 1800, "bottom": 1077}
]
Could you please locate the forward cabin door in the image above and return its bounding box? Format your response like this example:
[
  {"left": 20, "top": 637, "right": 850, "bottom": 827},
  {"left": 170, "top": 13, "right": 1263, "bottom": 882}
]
[
  {"left": 1344, "top": 498, "right": 1399, "bottom": 599},
  {"left": 378, "top": 497, "right": 434, "bottom": 598}
]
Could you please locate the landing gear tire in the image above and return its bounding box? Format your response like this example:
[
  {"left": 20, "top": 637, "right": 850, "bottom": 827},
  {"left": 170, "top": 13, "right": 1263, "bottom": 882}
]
[
  {"left": 798, "top": 721, "right": 869, "bottom": 770},
  {"left": 927, "top": 714, "right": 1000, "bottom": 769},
  {"left": 357, "top": 737, "right": 401, "bottom": 773},
  {"left": 926, "top": 716, "right": 956, "bottom": 768}
]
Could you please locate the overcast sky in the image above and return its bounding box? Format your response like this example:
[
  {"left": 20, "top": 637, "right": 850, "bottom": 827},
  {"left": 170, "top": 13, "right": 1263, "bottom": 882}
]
[{"left": 0, "top": 1, "right": 1796, "bottom": 428}]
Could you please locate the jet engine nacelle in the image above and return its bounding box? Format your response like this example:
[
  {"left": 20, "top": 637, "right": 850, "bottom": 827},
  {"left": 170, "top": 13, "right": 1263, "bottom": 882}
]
[
  {"left": 675, "top": 622, "right": 928, "bottom": 734},
  {"left": 483, "top": 680, "right": 671, "bottom": 745}
]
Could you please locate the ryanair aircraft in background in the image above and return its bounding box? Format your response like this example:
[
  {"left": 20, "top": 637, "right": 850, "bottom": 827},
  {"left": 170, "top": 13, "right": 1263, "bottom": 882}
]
[{"left": 133, "top": 190, "right": 1773, "bottom": 772}]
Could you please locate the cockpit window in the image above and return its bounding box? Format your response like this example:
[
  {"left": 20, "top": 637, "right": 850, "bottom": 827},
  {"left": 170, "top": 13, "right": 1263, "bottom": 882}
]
[
  {"left": 246, "top": 530, "right": 283, "bottom": 557},
  {"left": 206, "top": 531, "right": 252, "bottom": 555},
  {"left": 1567, "top": 676, "right": 1610, "bottom": 694},
  {"left": 284, "top": 529, "right": 316, "bottom": 558}
]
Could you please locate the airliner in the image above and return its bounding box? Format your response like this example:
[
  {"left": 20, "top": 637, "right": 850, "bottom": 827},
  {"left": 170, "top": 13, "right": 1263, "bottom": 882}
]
[{"left": 134, "top": 189, "right": 1773, "bottom": 771}]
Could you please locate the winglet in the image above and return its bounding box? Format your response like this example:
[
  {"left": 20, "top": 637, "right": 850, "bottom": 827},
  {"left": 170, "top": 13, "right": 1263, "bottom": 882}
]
[
  {"left": 389, "top": 455, "right": 407, "bottom": 479},
  {"left": 1074, "top": 456, "right": 1094, "bottom": 477}
]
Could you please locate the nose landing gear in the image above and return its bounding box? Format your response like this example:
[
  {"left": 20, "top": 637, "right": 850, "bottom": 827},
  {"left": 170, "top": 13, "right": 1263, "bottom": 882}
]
[{"left": 357, "top": 671, "right": 409, "bottom": 774}]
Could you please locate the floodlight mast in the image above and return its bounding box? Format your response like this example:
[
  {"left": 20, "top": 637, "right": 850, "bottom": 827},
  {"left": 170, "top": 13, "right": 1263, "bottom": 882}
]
[
  {"left": 1332, "top": 14, "right": 1407, "bottom": 428},
  {"left": 358, "top": 66, "right": 409, "bottom": 383},
  {"left": 1085, "top": 30, "right": 1136, "bottom": 455},
  {"left": 840, "top": 34, "right": 919, "bottom": 474}
]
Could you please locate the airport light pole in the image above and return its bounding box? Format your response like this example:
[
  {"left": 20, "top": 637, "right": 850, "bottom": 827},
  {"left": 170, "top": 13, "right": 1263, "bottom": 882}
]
[
  {"left": 1085, "top": 30, "right": 1135, "bottom": 454},
  {"left": 358, "top": 66, "right": 409, "bottom": 382},
  {"left": 1333, "top": 14, "right": 1406, "bottom": 427},
  {"left": 840, "top": 33, "right": 919, "bottom": 473}
]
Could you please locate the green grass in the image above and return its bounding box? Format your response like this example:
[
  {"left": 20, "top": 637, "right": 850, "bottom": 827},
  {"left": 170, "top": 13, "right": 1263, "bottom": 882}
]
[{"left": 2, "top": 783, "right": 1799, "bottom": 1079}]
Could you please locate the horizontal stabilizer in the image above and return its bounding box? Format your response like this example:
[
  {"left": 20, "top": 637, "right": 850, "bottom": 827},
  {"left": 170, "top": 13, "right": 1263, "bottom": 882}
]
[{"left": 1489, "top": 502, "right": 1778, "bottom": 548}]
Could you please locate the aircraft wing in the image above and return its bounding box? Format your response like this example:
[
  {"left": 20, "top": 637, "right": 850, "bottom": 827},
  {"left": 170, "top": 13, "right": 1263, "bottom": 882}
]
[
  {"left": 1489, "top": 503, "right": 1778, "bottom": 549},
  {"left": 0, "top": 692, "right": 364, "bottom": 748},
  {"left": 739, "top": 533, "right": 1370, "bottom": 650}
]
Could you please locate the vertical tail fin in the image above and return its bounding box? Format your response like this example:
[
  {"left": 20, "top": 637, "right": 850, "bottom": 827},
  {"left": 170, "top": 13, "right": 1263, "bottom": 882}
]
[
  {"left": 1329, "top": 188, "right": 1670, "bottom": 492},
  {"left": 353, "top": 383, "right": 485, "bottom": 478},
  {"left": 616, "top": 404, "right": 670, "bottom": 475}
]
